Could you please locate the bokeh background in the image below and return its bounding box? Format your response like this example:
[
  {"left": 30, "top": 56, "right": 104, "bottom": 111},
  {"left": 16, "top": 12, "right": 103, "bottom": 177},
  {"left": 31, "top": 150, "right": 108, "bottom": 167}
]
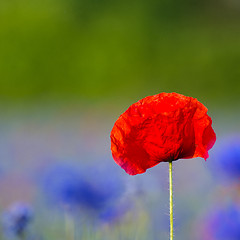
[{"left": 1, "top": 0, "right": 240, "bottom": 239}]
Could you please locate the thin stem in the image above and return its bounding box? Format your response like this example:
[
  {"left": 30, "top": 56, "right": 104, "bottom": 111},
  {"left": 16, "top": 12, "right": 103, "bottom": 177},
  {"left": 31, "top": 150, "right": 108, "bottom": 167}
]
[
  {"left": 169, "top": 161, "right": 173, "bottom": 240},
  {"left": 64, "top": 210, "right": 75, "bottom": 240},
  {"left": 18, "top": 232, "right": 26, "bottom": 240}
]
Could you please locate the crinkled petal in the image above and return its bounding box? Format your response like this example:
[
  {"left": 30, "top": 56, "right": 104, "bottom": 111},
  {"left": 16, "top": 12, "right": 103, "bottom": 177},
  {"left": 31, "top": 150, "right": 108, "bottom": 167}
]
[{"left": 110, "top": 92, "right": 216, "bottom": 175}]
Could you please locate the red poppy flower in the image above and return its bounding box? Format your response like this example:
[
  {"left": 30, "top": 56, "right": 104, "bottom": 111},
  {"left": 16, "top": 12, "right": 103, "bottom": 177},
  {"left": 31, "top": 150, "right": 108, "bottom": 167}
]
[{"left": 110, "top": 92, "right": 216, "bottom": 175}]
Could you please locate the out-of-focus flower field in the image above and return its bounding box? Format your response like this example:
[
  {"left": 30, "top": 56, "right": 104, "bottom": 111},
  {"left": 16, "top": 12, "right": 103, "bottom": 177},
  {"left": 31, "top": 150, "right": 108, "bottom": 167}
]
[
  {"left": 1, "top": 0, "right": 240, "bottom": 239},
  {"left": 1, "top": 105, "right": 240, "bottom": 240}
]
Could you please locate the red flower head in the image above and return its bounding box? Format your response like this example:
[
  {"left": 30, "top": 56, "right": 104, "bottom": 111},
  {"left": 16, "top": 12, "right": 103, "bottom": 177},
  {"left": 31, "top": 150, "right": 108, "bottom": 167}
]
[{"left": 110, "top": 93, "right": 216, "bottom": 175}]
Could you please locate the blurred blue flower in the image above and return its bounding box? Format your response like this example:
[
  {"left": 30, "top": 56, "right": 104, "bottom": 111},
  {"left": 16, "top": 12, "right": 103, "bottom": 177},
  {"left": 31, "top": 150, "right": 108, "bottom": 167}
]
[
  {"left": 80, "top": 162, "right": 125, "bottom": 207},
  {"left": 41, "top": 162, "right": 126, "bottom": 213},
  {"left": 209, "top": 135, "right": 240, "bottom": 181},
  {"left": 202, "top": 203, "right": 240, "bottom": 240},
  {"left": 41, "top": 164, "right": 84, "bottom": 206},
  {"left": 99, "top": 200, "right": 131, "bottom": 224},
  {"left": 2, "top": 202, "right": 33, "bottom": 237}
]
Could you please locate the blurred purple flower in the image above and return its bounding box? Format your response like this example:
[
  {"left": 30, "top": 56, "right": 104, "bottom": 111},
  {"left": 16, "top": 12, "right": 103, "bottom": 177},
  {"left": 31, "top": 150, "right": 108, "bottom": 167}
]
[
  {"left": 99, "top": 200, "right": 131, "bottom": 224},
  {"left": 210, "top": 136, "right": 240, "bottom": 181},
  {"left": 41, "top": 162, "right": 126, "bottom": 214},
  {"left": 2, "top": 202, "right": 33, "bottom": 237},
  {"left": 41, "top": 164, "right": 84, "bottom": 206},
  {"left": 201, "top": 203, "right": 240, "bottom": 240}
]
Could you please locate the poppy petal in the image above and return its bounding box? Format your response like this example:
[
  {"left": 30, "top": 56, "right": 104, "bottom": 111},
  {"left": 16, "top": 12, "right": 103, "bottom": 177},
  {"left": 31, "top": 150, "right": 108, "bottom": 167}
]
[{"left": 110, "top": 93, "right": 216, "bottom": 175}]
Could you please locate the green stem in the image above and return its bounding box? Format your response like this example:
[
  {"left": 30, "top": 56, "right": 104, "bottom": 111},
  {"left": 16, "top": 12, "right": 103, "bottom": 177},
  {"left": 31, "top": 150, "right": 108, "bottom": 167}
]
[
  {"left": 64, "top": 210, "right": 75, "bottom": 240},
  {"left": 18, "top": 232, "right": 26, "bottom": 240},
  {"left": 169, "top": 161, "right": 173, "bottom": 240}
]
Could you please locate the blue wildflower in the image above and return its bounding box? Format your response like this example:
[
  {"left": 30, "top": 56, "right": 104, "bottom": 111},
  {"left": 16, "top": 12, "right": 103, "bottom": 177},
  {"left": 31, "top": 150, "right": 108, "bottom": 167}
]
[
  {"left": 210, "top": 136, "right": 240, "bottom": 181},
  {"left": 202, "top": 203, "right": 240, "bottom": 240},
  {"left": 80, "top": 162, "right": 125, "bottom": 210},
  {"left": 41, "top": 163, "right": 83, "bottom": 206},
  {"left": 2, "top": 202, "right": 33, "bottom": 237},
  {"left": 99, "top": 201, "right": 131, "bottom": 224},
  {"left": 41, "top": 162, "right": 126, "bottom": 213}
]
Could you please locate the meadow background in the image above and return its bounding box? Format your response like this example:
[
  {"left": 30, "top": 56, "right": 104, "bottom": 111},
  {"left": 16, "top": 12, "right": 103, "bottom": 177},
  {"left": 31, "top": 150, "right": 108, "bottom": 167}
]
[{"left": 0, "top": 0, "right": 240, "bottom": 239}]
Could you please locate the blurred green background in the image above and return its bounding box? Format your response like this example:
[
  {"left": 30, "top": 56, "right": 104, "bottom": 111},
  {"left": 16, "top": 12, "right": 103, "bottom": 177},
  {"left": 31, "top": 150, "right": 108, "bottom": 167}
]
[{"left": 1, "top": 0, "right": 240, "bottom": 107}]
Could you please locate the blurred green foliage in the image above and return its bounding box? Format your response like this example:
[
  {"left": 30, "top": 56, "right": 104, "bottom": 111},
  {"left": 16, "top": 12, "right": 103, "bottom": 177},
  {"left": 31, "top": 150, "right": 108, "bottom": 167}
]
[{"left": 0, "top": 0, "right": 240, "bottom": 105}]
